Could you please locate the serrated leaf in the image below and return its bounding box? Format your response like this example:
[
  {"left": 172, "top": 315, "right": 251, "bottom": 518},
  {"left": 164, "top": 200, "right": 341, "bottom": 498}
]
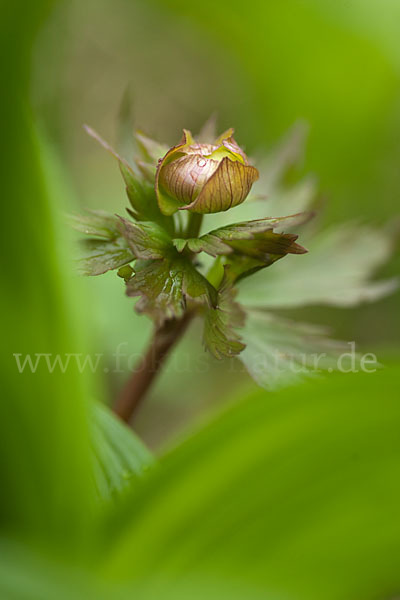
[
  {"left": 85, "top": 125, "right": 172, "bottom": 232},
  {"left": 173, "top": 215, "right": 307, "bottom": 285},
  {"left": 118, "top": 217, "right": 173, "bottom": 259},
  {"left": 126, "top": 256, "right": 218, "bottom": 324},
  {"left": 67, "top": 209, "right": 121, "bottom": 239},
  {"left": 120, "top": 162, "right": 173, "bottom": 232},
  {"left": 173, "top": 215, "right": 306, "bottom": 257},
  {"left": 203, "top": 277, "right": 246, "bottom": 359},
  {"left": 237, "top": 224, "right": 399, "bottom": 309},
  {"left": 69, "top": 210, "right": 135, "bottom": 276},
  {"left": 91, "top": 402, "right": 153, "bottom": 501},
  {"left": 239, "top": 309, "right": 372, "bottom": 389},
  {"left": 76, "top": 237, "right": 134, "bottom": 276}
]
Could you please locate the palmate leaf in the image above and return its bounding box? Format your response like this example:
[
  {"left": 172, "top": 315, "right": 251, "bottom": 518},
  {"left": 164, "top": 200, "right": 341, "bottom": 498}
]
[
  {"left": 118, "top": 217, "right": 173, "bottom": 259},
  {"left": 126, "top": 256, "right": 218, "bottom": 324},
  {"left": 239, "top": 309, "right": 372, "bottom": 389},
  {"left": 102, "top": 365, "right": 400, "bottom": 600},
  {"left": 238, "top": 223, "right": 398, "bottom": 309},
  {"left": 118, "top": 218, "right": 218, "bottom": 323},
  {"left": 70, "top": 210, "right": 134, "bottom": 276},
  {"left": 173, "top": 214, "right": 307, "bottom": 284},
  {"left": 203, "top": 276, "right": 246, "bottom": 359},
  {"left": 76, "top": 237, "right": 134, "bottom": 276},
  {"left": 67, "top": 209, "right": 121, "bottom": 239},
  {"left": 173, "top": 215, "right": 306, "bottom": 257}
]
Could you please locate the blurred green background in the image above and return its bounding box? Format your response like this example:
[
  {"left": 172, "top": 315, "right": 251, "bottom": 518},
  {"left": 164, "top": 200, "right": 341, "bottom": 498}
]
[{"left": 30, "top": 0, "right": 400, "bottom": 448}]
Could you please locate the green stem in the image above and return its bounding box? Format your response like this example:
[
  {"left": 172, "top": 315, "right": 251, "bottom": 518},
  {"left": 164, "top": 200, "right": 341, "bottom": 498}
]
[
  {"left": 185, "top": 212, "right": 203, "bottom": 239},
  {"left": 114, "top": 312, "right": 194, "bottom": 422}
]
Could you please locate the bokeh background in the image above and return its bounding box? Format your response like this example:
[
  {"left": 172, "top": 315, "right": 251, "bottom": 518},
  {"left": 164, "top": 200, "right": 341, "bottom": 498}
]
[{"left": 31, "top": 0, "right": 400, "bottom": 448}]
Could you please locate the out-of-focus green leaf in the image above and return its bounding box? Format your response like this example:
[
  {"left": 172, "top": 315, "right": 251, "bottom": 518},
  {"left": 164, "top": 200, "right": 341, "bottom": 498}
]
[
  {"left": 203, "top": 278, "right": 245, "bottom": 359},
  {"left": 196, "top": 113, "right": 218, "bottom": 144},
  {"left": 91, "top": 403, "right": 153, "bottom": 502},
  {"left": 85, "top": 125, "right": 172, "bottom": 233},
  {"left": 239, "top": 309, "right": 370, "bottom": 389},
  {"left": 68, "top": 210, "right": 121, "bottom": 239},
  {"left": 0, "top": 538, "right": 104, "bottom": 600},
  {"left": 237, "top": 224, "right": 399, "bottom": 308},
  {"left": 203, "top": 122, "right": 318, "bottom": 232},
  {"left": 70, "top": 210, "right": 135, "bottom": 276},
  {"left": 102, "top": 365, "right": 400, "bottom": 600},
  {"left": 0, "top": 0, "right": 98, "bottom": 546},
  {"left": 251, "top": 121, "right": 308, "bottom": 198},
  {"left": 135, "top": 131, "right": 168, "bottom": 164}
]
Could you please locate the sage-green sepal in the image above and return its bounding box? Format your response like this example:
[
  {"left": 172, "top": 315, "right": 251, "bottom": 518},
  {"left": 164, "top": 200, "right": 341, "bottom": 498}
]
[
  {"left": 135, "top": 131, "right": 168, "bottom": 164},
  {"left": 84, "top": 125, "right": 172, "bottom": 232},
  {"left": 155, "top": 129, "right": 195, "bottom": 215}
]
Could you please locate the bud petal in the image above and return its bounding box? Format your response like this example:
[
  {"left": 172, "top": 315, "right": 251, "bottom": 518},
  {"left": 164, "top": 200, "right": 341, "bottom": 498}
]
[
  {"left": 181, "top": 158, "right": 259, "bottom": 214},
  {"left": 155, "top": 128, "right": 259, "bottom": 215}
]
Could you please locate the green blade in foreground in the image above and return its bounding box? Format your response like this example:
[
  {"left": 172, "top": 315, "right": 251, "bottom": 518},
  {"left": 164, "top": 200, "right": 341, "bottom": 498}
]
[
  {"left": 0, "top": 0, "right": 98, "bottom": 547},
  {"left": 103, "top": 365, "right": 400, "bottom": 600},
  {"left": 92, "top": 402, "right": 154, "bottom": 502}
]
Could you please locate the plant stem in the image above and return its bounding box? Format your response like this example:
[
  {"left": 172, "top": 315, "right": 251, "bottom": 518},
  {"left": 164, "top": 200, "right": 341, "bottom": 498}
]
[
  {"left": 185, "top": 212, "right": 203, "bottom": 239},
  {"left": 114, "top": 312, "right": 194, "bottom": 423}
]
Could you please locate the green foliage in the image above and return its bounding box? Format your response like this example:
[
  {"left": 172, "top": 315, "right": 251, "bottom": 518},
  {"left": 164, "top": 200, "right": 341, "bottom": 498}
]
[
  {"left": 102, "top": 365, "right": 400, "bottom": 600},
  {"left": 173, "top": 215, "right": 305, "bottom": 257},
  {"left": 203, "top": 276, "right": 245, "bottom": 359},
  {"left": 67, "top": 209, "right": 122, "bottom": 239},
  {"left": 239, "top": 310, "right": 369, "bottom": 389},
  {"left": 74, "top": 124, "right": 314, "bottom": 360},
  {"left": 118, "top": 218, "right": 173, "bottom": 260},
  {"left": 4, "top": 2, "right": 400, "bottom": 599},
  {"left": 69, "top": 210, "right": 134, "bottom": 276},
  {"left": 237, "top": 223, "right": 399, "bottom": 309},
  {"left": 91, "top": 402, "right": 153, "bottom": 501},
  {"left": 126, "top": 255, "right": 217, "bottom": 324},
  {"left": 0, "top": 0, "right": 96, "bottom": 546},
  {"left": 73, "top": 116, "right": 398, "bottom": 372},
  {"left": 77, "top": 237, "right": 134, "bottom": 276}
]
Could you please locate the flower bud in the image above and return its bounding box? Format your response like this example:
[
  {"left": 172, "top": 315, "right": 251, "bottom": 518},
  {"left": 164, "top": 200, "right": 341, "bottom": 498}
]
[{"left": 155, "top": 129, "right": 259, "bottom": 215}]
